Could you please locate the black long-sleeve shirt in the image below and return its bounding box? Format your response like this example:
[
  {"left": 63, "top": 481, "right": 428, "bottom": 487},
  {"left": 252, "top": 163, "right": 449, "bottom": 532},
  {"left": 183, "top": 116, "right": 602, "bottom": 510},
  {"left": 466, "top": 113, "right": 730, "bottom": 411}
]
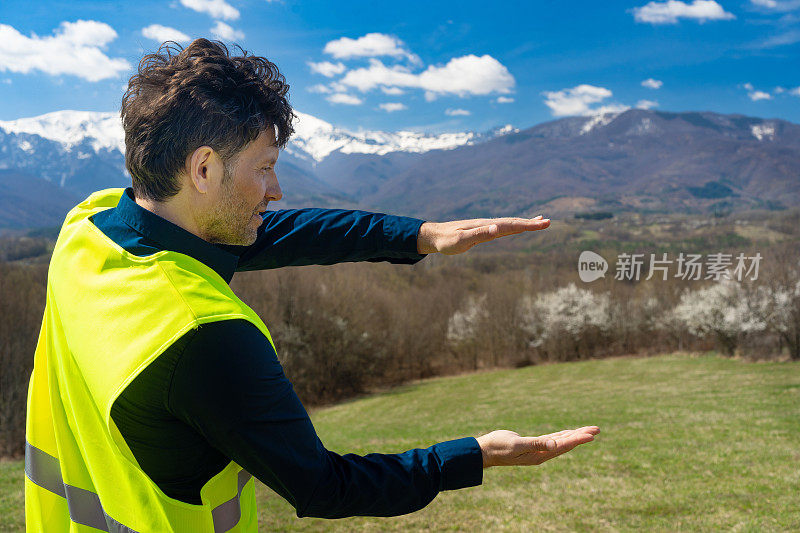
[{"left": 92, "top": 188, "right": 483, "bottom": 517}]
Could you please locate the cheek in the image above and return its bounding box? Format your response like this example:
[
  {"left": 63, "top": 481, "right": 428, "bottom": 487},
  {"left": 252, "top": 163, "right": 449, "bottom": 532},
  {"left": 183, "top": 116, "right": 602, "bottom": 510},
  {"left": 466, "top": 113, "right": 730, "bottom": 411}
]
[{"left": 250, "top": 174, "right": 267, "bottom": 198}]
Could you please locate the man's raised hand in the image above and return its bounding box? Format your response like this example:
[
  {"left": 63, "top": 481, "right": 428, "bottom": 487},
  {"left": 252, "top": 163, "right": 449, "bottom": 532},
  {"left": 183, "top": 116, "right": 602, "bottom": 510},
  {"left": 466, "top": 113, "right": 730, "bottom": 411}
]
[
  {"left": 417, "top": 216, "right": 551, "bottom": 255},
  {"left": 476, "top": 426, "right": 600, "bottom": 468}
]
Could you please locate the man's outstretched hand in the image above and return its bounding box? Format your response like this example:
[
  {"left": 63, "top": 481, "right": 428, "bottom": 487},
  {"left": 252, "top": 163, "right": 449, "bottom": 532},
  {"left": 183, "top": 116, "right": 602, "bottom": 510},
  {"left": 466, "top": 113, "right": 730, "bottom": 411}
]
[
  {"left": 476, "top": 426, "right": 600, "bottom": 468},
  {"left": 417, "top": 216, "right": 551, "bottom": 255}
]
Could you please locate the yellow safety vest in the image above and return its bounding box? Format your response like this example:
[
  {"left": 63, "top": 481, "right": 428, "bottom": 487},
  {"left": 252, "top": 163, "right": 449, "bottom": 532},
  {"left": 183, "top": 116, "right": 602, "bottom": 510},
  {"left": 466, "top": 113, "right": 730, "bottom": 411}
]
[{"left": 25, "top": 188, "right": 273, "bottom": 532}]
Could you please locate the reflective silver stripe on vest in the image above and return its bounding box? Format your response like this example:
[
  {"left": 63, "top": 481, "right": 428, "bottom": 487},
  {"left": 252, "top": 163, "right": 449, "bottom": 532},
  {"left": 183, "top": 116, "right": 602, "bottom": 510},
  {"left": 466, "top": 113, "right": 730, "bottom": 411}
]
[
  {"left": 212, "top": 469, "right": 253, "bottom": 533},
  {"left": 65, "top": 484, "right": 110, "bottom": 530},
  {"left": 25, "top": 441, "right": 139, "bottom": 532},
  {"left": 26, "top": 441, "right": 251, "bottom": 532},
  {"left": 25, "top": 439, "right": 65, "bottom": 497}
]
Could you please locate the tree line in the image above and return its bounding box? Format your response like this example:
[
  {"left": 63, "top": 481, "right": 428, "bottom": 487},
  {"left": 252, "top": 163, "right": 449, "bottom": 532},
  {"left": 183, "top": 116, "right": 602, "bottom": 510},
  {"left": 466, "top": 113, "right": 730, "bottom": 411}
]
[{"left": 1, "top": 239, "right": 798, "bottom": 458}]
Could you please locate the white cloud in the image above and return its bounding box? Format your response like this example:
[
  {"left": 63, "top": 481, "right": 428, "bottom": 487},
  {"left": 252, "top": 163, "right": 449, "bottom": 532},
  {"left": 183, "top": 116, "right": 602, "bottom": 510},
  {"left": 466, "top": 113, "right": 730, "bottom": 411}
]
[
  {"left": 141, "top": 24, "right": 191, "bottom": 43},
  {"left": 774, "top": 86, "right": 786, "bottom": 93},
  {"left": 495, "top": 96, "right": 514, "bottom": 103},
  {"left": 416, "top": 55, "right": 514, "bottom": 97},
  {"left": 308, "top": 61, "right": 346, "bottom": 77},
  {"left": 180, "top": 0, "right": 239, "bottom": 20},
  {"left": 750, "top": 0, "right": 800, "bottom": 8},
  {"left": 633, "top": 0, "right": 735, "bottom": 24},
  {"left": 0, "top": 20, "right": 130, "bottom": 82},
  {"left": 790, "top": 86, "right": 800, "bottom": 96},
  {"left": 445, "top": 108, "right": 471, "bottom": 116},
  {"left": 381, "top": 86, "right": 405, "bottom": 95},
  {"left": 379, "top": 102, "right": 407, "bottom": 112},
  {"left": 749, "top": 90, "right": 773, "bottom": 101},
  {"left": 636, "top": 99, "right": 659, "bottom": 109},
  {"left": 641, "top": 78, "right": 663, "bottom": 89},
  {"left": 210, "top": 21, "right": 244, "bottom": 41},
  {"left": 339, "top": 55, "right": 514, "bottom": 99},
  {"left": 542, "top": 84, "right": 629, "bottom": 116},
  {"left": 741, "top": 82, "right": 774, "bottom": 101},
  {"left": 323, "top": 33, "right": 418, "bottom": 62},
  {"left": 758, "top": 29, "right": 800, "bottom": 48},
  {"left": 327, "top": 93, "right": 363, "bottom": 105},
  {"left": 308, "top": 83, "right": 333, "bottom": 94}
]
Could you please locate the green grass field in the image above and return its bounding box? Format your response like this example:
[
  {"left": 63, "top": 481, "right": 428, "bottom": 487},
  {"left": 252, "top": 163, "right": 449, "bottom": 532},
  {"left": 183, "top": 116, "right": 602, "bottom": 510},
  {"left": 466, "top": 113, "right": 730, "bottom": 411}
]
[{"left": 2, "top": 353, "right": 799, "bottom": 532}]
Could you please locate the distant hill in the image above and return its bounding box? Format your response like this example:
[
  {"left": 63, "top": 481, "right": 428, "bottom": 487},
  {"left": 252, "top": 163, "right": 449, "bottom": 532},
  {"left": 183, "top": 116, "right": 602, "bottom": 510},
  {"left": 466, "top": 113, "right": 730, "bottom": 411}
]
[
  {"left": 357, "top": 109, "right": 800, "bottom": 219},
  {"left": 0, "top": 108, "right": 797, "bottom": 228},
  {"left": 0, "top": 169, "right": 80, "bottom": 229}
]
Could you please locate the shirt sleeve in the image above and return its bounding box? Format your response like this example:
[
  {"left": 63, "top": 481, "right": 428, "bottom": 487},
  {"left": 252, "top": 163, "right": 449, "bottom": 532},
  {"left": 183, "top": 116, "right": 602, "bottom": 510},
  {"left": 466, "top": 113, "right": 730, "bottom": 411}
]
[
  {"left": 217, "top": 208, "right": 428, "bottom": 272},
  {"left": 167, "top": 319, "right": 483, "bottom": 519}
]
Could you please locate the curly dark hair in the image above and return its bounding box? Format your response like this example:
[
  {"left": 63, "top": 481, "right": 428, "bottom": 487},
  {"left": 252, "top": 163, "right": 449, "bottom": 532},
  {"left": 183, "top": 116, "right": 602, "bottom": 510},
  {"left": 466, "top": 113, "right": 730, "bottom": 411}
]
[{"left": 121, "top": 38, "right": 294, "bottom": 201}]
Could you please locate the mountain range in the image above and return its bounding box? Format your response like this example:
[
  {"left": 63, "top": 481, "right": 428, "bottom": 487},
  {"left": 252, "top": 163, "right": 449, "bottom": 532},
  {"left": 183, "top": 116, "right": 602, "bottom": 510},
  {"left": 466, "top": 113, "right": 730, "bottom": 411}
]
[{"left": 0, "top": 108, "right": 797, "bottom": 229}]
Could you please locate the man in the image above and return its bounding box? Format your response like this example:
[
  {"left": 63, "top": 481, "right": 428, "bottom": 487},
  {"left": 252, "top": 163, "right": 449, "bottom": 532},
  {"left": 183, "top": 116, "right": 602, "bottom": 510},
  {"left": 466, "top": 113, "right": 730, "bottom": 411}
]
[{"left": 25, "top": 38, "right": 599, "bottom": 532}]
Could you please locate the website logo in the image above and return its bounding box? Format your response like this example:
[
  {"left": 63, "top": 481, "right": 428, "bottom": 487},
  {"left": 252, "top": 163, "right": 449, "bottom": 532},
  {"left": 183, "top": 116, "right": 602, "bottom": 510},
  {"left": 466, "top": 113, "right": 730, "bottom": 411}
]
[{"left": 578, "top": 251, "right": 608, "bottom": 282}]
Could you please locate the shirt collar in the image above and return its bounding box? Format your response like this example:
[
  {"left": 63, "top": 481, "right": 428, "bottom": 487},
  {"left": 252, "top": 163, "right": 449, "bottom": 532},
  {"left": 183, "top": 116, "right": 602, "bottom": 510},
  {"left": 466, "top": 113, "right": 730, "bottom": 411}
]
[{"left": 114, "top": 187, "right": 239, "bottom": 283}]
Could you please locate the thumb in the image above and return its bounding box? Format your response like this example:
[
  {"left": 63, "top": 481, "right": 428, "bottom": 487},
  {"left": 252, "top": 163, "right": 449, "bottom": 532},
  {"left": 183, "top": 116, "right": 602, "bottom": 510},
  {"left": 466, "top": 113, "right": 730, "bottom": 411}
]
[{"left": 520, "top": 436, "right": 557, "bottom": 452}]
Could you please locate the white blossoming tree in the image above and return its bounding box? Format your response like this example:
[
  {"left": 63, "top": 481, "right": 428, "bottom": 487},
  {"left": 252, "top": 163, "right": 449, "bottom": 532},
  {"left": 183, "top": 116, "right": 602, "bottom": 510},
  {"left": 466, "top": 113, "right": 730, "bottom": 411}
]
[
  {"left": 518, "top": 283, "right": 611, "bottom": 361},
  {"left": 669, "top": 280, "right": 767, "bottom": 356},
  {"left": 445, "top": 294, "right": 488, "bottom": 345}
]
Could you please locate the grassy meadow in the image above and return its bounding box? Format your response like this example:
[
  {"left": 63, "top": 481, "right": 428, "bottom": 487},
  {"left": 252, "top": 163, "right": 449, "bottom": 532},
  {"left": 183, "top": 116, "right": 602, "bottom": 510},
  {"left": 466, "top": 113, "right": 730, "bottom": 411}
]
[{"left": 3, "top": 352, "right": 798, "bottom": 532}]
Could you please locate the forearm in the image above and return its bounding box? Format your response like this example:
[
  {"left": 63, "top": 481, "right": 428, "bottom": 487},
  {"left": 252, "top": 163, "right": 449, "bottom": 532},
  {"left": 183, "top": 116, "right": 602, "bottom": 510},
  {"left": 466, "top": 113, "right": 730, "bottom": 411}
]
[
  {"left": 296, "top": 437, "right": 483, "bottom": 518},
  {"left": 223, "top": 208, "right": 428, "bottom": 271},
  {"left": 213, "top": 393, "right": 483, "bottom": 518}
]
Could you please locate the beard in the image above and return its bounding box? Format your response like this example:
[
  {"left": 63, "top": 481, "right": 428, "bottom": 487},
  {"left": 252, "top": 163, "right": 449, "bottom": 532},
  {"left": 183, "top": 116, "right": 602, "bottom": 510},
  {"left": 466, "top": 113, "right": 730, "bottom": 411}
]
[{"left": 200, "top": 163, "right": 261, "bottom": 246}]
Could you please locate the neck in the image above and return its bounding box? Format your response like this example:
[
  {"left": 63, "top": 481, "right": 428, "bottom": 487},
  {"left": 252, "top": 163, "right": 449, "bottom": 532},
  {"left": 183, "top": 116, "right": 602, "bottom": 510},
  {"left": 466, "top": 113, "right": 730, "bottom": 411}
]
[{"left": 134, "top": 193, "right": 206, "bottom": 240}]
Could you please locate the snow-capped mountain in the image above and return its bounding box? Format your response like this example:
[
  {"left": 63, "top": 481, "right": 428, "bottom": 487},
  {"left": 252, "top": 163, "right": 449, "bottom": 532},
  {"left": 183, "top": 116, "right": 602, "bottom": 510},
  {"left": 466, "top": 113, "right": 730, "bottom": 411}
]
[
  {"left": 0, "top": 109, "right": 511, "bottom": 166},
  {"left": 0, "top": 112, "right": 129, "bottom": 197},
  {"left": 2, "top": 107, "right": 798, "bottom": 229},
  {"left": 0, "top": 110, "right": 125, "bottom": 154},
  {"left": 288, "top": 111, "right": 514, "bottom": 162},
  {"left": 0, "top": 109, "right": 515, "bottom": 217}
]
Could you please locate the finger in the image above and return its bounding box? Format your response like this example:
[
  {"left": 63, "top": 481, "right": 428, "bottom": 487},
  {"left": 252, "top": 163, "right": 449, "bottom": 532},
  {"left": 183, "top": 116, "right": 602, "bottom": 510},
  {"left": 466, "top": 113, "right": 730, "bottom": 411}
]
[
  {"left": 492, "top": 219, "right": 550, "bottom": 237},
  {"left": 527, "top": 432, "right": 597, "bottom": 465},
  {"left": 567, "top": 426, "right": 600, "bottom": 436},
  {"left": 538, "top": 426, "right": 600, "bottom": 439},
  {"left": 518, "top": 436, "right": 557, "bottom": 452},
  {"left": 460, "top": 224, "right": 501, "bottom": 246},
  {"left": 552, "top": 432, "right": 596, "bottom": 451},
  {"left": 531, "top": 446, "right": 580, "bottom": 465},
  {"left": 537, "top": 429, "right": 575, "bottom": 439},
  {"left": 461, "top": 218, "right": 550, "bottom": 244},
  {"left": 451, "top": 216, "right": 546, "bottom": 231},
  {"left": 446, "top": 218, "right": 509, "bottom": 230}
]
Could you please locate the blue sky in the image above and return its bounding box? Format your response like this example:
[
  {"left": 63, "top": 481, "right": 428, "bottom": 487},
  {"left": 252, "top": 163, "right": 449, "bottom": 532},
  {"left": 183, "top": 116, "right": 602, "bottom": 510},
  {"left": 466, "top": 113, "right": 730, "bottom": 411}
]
[{"left": 0, "top": 0, "right": 798, "bottom": 132}]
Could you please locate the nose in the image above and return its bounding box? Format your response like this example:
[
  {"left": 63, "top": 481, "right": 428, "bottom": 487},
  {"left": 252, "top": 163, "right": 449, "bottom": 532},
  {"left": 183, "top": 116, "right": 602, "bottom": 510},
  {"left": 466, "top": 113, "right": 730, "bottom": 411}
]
[{"left": 266, "top": 176, "right": 282, "bottom": 202}]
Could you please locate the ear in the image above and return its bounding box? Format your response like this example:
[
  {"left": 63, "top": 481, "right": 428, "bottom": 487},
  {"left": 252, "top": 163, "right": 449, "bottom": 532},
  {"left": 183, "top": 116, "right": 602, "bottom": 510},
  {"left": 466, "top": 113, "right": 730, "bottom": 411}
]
[{"left": 186, "top": 146, "right": 224, "bottom": 194}]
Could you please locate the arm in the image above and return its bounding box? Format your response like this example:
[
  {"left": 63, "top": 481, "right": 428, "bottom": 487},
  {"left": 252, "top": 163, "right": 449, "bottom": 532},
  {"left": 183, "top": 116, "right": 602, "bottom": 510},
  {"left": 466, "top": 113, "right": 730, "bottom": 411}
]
[
  {"left": 167, "top": 319, "right": 483, "bottom": 518},
  {"left": 218, "top": 208, "right": 428, "bottom": 272},
  {"left": 168, "top": 320, "right": 599, "bottom": 517}
]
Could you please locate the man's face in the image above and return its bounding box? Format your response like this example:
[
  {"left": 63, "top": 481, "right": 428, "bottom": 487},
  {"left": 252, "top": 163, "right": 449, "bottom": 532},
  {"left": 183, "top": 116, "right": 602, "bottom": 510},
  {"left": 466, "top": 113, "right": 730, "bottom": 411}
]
[{"left": 203, "top": 127, "right": 282, "bottom": 246}]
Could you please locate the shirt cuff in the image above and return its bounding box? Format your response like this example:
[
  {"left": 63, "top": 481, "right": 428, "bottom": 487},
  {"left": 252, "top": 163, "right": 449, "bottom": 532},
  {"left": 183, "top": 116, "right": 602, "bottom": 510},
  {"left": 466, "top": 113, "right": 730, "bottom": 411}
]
[
  {"left": 380, "top": 215, "right": 428, "bottom": 261},
  {"left": 433, "top": 437, "right": 484, "bottom": 491}
]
